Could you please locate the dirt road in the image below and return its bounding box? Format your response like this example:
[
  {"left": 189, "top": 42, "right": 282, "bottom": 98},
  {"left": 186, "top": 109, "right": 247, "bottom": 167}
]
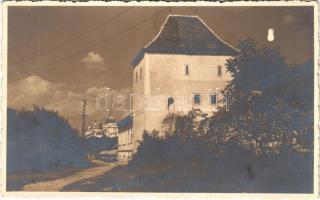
[{"left": 23, "top": 160, "right": 120, "bottom": 191}]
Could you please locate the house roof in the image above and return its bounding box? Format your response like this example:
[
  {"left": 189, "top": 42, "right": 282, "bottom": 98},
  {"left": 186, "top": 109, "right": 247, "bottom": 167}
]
[
  {"left": 131, "top": 15, "right": 239, "bottom": 66},
  {"left": 117, "top": 114, "right": 133, "bottom": 132}
]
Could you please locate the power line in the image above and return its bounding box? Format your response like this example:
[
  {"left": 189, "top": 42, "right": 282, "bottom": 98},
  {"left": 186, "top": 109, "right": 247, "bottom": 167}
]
[
  {"left": 8, "top": 41, "right": 29, "bottom": 75},
  {"left": 11, "top": 7, "right": 169, "bottom": 80},
  {"left": 10, "top": 7, "right": 133, "bottom": 67}
]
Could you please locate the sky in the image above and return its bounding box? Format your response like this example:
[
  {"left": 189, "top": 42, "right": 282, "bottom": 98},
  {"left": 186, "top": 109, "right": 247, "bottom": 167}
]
[{"left": 7, "top": 6, "right": 314, "bottom": 130}]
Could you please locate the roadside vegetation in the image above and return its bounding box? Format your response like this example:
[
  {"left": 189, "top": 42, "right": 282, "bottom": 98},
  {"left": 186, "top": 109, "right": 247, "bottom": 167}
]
[
  {"left": 7, "top": 107, "right": 90, "bottom": 174},
  {"left": 7, "top": 106, "right": 115, "bottom": 190}
]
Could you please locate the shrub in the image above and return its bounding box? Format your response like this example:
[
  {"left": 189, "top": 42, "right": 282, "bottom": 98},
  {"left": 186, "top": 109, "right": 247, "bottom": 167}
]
[{"left": 7, "top": 107, "right": 90, "bottom": 174}]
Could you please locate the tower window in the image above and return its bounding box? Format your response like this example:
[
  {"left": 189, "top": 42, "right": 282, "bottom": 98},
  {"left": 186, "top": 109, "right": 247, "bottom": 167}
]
[
  {"left": 140, "top": 68, "right": 143, "bottom": 80},
  {"left": 217, "top": 65, "right": 222, "bottom": 77},
  {"left": 135, "top": 71, "right": 138, "bottom": 83},
  {"left": 185, "top": 65, "right": 189, "bottom": 76},
  {"left": 167, "top": 97, "right": 174, "bottom": 110},
  {"left": 210, "top": 94, "right": 217, "bottom": 105},
  {"left": 193, "top": 94, "right": 201, "bottom": 105}
]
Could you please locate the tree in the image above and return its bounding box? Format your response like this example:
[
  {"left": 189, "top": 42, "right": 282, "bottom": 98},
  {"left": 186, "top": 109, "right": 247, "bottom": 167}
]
[{"left": 208, "top": 39, "right": 313, "bottom": 155}]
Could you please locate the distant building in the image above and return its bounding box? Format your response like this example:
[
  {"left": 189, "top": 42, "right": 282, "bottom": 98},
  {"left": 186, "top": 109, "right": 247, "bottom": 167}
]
[
  {"left": 103, "top": 116, "right": 119, "bottom": 138},
  {"left": 84, "top": 125, "right": 94, "bottom": 138},
  {"left": 84, "top": 121, "right": 104, "bottom": 138},
  {"left": 130, "top": 15, "right": 238, "bottom": 152},
  {"left": 103, "top": 123, "right": 118, "bottom": 138},
  {"left": 117, "top": 114, "right": 133, "bottom": 162},
  {"left": 84, "top": 116, "right": 119, "bottom": 138}
]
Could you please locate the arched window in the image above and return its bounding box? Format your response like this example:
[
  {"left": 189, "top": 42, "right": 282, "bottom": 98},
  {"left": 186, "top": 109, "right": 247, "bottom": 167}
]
[{"left": 167, "top": 97, "right": 174, "bottom": 110}]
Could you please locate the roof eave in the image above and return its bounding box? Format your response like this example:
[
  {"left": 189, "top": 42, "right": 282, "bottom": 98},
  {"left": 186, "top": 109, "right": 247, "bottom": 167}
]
[{"left": 131, "top": 48, "right": 145, "bottom": 67}]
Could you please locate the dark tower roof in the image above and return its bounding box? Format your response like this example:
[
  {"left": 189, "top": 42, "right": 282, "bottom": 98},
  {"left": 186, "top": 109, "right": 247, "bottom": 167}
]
[{"left": 131, "top": 15, "right": 239, "bottom": 66}]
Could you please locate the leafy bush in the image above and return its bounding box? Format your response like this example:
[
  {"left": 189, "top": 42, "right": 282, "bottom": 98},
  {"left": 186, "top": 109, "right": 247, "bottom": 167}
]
[
  {"left": 124, "top": 131, "right": 312, "bottom": 193},
  {"left": 7, "top": 107, "right": 90, "bottom": 174},
  {"left": 218, "top": 39, "right": 313, "bottom": 154},
  {"left": 84, "top": 136, "right": 117, "bottom": 155}
]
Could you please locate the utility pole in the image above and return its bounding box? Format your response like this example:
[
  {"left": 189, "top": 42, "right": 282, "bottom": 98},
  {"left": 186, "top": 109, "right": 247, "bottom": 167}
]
[
  {"left": 108, "top": 88, "right": 112, "bottom": 118},
  {"left": 80, "top": 99, "right": 88, "bottom": 137}
]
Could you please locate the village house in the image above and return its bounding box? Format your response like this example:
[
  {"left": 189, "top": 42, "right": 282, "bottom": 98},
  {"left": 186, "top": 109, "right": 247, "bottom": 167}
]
[
  {"left": 117, "top": 114, "right": 133, "bottom": 162},
  {"left": 118, "top": 14, "right": 238, "bottom": 161}
]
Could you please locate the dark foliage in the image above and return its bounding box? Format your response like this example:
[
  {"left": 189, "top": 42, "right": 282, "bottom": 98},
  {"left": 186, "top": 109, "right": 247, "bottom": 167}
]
[
  {"left": 210, "top": 39, "right": 313, "bottom": 155},
  {"left": 7, "top": 107, "right": 90, "bottom": 175},
  {"left": 84, "top": 136, "right": 117, "bottom": 155},
  {"left": 60, "top": 134, "right": 312, "bottom": 192}
]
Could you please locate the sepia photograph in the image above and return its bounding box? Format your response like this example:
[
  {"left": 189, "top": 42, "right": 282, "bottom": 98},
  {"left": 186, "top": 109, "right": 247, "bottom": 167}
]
[{"left": 2, "top": 1, "right": 318, "bottom": 196}]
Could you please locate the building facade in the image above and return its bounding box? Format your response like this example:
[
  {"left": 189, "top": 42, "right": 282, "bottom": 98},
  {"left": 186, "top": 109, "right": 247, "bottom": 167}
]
[
  {"left": 84, "top": 121, "right": 104, "bottom": 138},
  {"left": 84, "top": 116, "right": 119, "bottom": 138},
  {"left": 117, "top": 114, "right": 133, "bottom": 161},
  {"left": 103, "top": 122, "right": 118, "bottom": 138},
  {"left": 127, "top": 15, "right": 238, "bottom": 156}
]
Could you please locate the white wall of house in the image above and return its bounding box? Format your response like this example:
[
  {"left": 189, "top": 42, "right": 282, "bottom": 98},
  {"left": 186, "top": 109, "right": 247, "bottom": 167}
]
[
  {"left": 132, "top": 56, "right": 147, "bottom": 151},
  {"left": 132, "top": 53, "right": 232, "bottom": 151},
  {"left": 118, "top": 128, "right": 134, "bottom": 161}
]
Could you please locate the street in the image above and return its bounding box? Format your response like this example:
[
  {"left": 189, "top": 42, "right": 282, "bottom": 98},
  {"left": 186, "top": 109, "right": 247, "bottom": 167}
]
[{"left": 22, "top": 160, "right": 121, "bottom": 191}]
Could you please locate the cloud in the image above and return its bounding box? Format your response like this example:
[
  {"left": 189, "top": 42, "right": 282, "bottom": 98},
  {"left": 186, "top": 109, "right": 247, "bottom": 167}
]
[
  {"left": 8, "top": 76, "right": 63, "bottom": 107},
  {"left": 8, "top": 75, "right": 131, "bottom": 130},
  {"left": 81, "top": 52, "right": 105, "bottom": 71}
]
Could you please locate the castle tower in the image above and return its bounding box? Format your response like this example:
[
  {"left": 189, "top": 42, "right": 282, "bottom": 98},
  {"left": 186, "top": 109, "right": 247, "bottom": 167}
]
[{"left": 131, "top": 15, "right": 238, "bottom": 151}]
